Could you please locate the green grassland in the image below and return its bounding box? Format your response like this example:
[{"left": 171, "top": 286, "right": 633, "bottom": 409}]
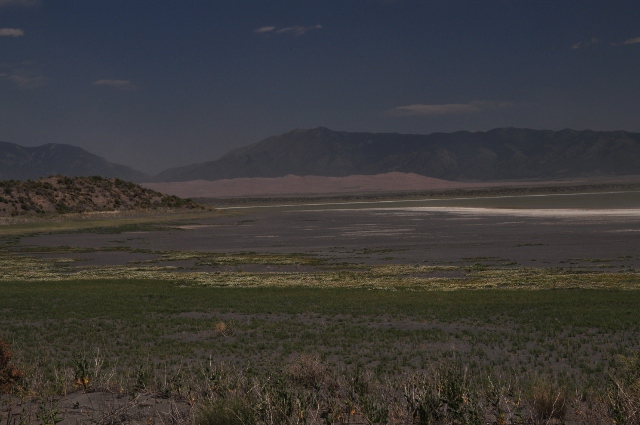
[
  {"left": 2, "top": 278, "right": 640, "bottom": 423},
  {"left": 2, "top": 278, "right": 639, "bottom": 379}
]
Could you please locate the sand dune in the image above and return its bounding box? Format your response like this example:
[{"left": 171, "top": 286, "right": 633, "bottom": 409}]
[{"left": 141, "top": 172, "right": 478, "bottom": 198}]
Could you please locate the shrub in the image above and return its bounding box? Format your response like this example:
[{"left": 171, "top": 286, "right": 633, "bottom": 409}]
[
  {"left": 161, "top": 195, "right": 185, "bottom": 208},
  {"left": 56, "top": 176, "right": 72, "bottom": 186},
  {"left": 0, "top": 338, "right": 23, "bottom": 394},
  {"left": 531, "top": 381, "right": 566, "bottom": 424},
  {"left": 195, "top": 397, "right": 256, "bottom": 425},
  {"left": 285, "top": 353, "right": 326, "bottom": 389},
  {"left": 55, "top": 201, "right": 72, "bottom": 214},
  {"left": 214, "top": 321, "right": 230, "bottom": 336},
  {"left": 608, "top": 353, "right": 640, "bottom": 424},
  {"left": 404, "top": 363, "right": 482, "bottom": 425}
]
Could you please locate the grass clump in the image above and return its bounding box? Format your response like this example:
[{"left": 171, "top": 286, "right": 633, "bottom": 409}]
[
  {"left": 531, "top": 381, "right": 567, "bottom": 424},
  {"left": 608, "top": 353, "right": 640, "bottom": 424},
  {"left": 285, "top": 353, "right": 327, "bottom": 389},
  {"left": 195, "top": 397, "right": 256, "bottom": 425},
  {"left": 404, "top": 363, "right": 482, "bottom": 425}
]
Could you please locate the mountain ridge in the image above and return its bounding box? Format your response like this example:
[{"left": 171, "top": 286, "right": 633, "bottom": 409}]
[
  {"left": 153, "top": 127, "right": 640, "bottom": 183},
  {"left": 4, "top": 127, "right": 640, "bottom": 184},
  {"left": 0, "top": 141, "right": 149, "bottom": 182}
]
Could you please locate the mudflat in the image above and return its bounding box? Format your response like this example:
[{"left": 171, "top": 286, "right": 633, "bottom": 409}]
[{"left": 16, "top": 190, "right": 640, "bottom": 270}]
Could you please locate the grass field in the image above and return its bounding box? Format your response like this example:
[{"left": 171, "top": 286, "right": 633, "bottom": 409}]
[
  {"left": 2, "top": 279, "right": 640, "bottom": 423},
  {"left": 3, "top": 279, "right": 640, "bottom": 385}
]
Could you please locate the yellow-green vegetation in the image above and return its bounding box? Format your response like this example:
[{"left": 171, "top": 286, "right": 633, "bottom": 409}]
[
  {"left": 0, "top": 208, "right": 227, "bottom": 236},
  {"left": 154, "top": 250, "right": 326, "bottom": 266},
  {"left": 1, "top": 246, "right": 639, "bottom": 291},
  {"left": 0, "top": 175, "right": 201, "bottom": 217}
]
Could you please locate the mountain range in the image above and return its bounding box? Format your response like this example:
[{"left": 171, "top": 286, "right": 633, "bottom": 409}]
[
  {"left": 3, "top": 127, "right": 640, "bottom": 183},
  {"left": 154, "top": 127, "right": 640, "bottom": 182},
  {"left": 0, "top": 141, "right": 148, "bottom": 182}
]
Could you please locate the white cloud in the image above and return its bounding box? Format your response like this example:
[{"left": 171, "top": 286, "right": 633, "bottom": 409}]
[
  {"left": 0, "top": 63, "right": 45, "bottom": 88},
  {"left": 0, "top": 0, "right": 40, "bottom": 7},
  {"left": 0, "top": 28, "right": 24, "bottom": 37},
  {"left": 93, "top": 79, "right": 136, "bottom": 90},
  {"left": 254, "top": 26, "right": 276, "bottom": 34},
  {"left": 254, "top": 24, "right": 322, "bottom": 36},
  {"left": 386, "top": 101, "right": 514, "bottom": 117},
  {"left": 623, "top": 36, "right": 640, "bottom": 45}
]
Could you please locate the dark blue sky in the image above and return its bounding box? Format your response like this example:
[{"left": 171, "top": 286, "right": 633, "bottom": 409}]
[{"left": 1, "top": 0, "right": 639, "bottom": 173}]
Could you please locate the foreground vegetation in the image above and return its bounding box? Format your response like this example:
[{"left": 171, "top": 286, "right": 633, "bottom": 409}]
[
  {"left": 2, "top": 279, "right": 640, "bottom": 423},
  {"left": 2, "top": 198, "right": 640, "bottom": 423}
]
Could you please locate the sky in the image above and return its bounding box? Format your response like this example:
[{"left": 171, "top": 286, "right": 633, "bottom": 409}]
[{"left": 1, "top": 0, "right": 640, "bottom": 174}]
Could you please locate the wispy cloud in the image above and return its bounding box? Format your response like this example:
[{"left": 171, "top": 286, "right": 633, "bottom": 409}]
[
  {"left": 276, "top": 24, "right": 322, "bottom": 35},
  {"left": 571, "top": 37, "right": 600, "bottom": 49},
  {"left": 0, "top": 28, "right": 24, "bottom": 37},
  {"left": 622, "top": 36, "right": 640, "bottom": 45},
  {"left": 575, "top": 36, "right": 640, "bottom": 48},
  {"left": 254, "top": 26, "right": 276, "bottom": 34},
  {"left": 254, "top": 24, "right": 322, "bottom": 36},
  {"left": 386, "top": 101, "right": 514, "bottom": 117},
  {"left": 0, "top": 0, "right": 40, "bottom": 7},
  {"left": 0, "top": 63, "right": 45, "bottom": 89},
  {"left": 93, "top": 79, "right": 137, "bottom": 91}
]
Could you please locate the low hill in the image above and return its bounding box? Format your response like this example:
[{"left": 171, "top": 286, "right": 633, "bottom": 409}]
[
  {"left": 0, "top": 141, "right": 149, "bottom": 182},
  {"left": 0, "top": 175, "right": 200, "bottom": 217},
  {"left": 153, "top": 127, "right": 640, "bottom": 182}
]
